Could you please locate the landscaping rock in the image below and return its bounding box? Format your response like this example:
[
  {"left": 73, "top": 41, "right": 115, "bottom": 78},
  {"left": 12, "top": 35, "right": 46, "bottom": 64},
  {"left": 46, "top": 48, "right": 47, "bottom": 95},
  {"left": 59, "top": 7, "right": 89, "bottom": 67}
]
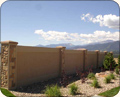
[{"left": 10, "top": 70, "right": 119, "bottom": 96}]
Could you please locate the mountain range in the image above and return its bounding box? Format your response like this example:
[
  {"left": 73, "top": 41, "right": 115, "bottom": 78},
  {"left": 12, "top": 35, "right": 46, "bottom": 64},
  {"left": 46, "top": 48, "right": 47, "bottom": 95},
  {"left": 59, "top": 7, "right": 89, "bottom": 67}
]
[
  {"left": 0, "top": 40, "right": 119, "bottom": 53},
  {"left": 36, "top": 43, "right": 75, "bottom": 49},
  {"left": 71, "top": 41, "right": 119, "bottom": 51},
  {"left": 37, "top": 40, "right": 119, "bottom": 52}
]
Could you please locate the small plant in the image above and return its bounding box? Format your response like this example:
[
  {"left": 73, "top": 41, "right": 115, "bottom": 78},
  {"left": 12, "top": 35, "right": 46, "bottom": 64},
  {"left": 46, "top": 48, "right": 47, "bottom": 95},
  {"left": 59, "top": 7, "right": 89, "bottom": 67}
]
[
  {"left": 109, "top": 73, "right": 115, "bottom": 79},
  {"left": 45, "top": 84, "right": 61, "bottom": 97},
  {"left": 91, "top": 79, "right": 99, "bottom": 88},
  {"left": 87, "top": 73, "right": 95, "bottom": 80},
  {"left": 69, "top": 83, "right": 78, "bottom": 95},
  {"left": 80, "top": 72, "right": 87, "bottom": 83},
  {"left": 76, "top": 67, "right": 81, "bottom": 78},
  {"left": 118, "top": 55, "right": 120, "bottom": 68},
  {"left": 88, "top": 65, "right": 93, "bottom": 73},
  {"left": 101, "top": 67, "right": 105, "bottom": 72},
  {"left": 104, "top": 75, "right": 111, "bottom": 84},
  {"left": 60, "top": 70, "right": 69, "bottom": 87},
  {"left": 115, "top": 67, "right": 119, "bottom": 74}
]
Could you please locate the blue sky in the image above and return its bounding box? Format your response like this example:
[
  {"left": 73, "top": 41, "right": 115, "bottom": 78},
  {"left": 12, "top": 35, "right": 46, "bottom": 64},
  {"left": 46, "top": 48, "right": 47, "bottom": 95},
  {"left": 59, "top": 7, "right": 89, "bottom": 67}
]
[{"left": 1, "top": 1, "right": 119, "bottom": 46}]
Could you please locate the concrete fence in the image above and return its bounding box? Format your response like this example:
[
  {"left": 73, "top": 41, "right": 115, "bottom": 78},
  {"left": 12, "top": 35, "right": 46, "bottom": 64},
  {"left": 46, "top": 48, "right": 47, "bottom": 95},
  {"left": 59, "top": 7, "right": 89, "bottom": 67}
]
[{"left": 1, "top": 40, "right": 113, "bottom": 90}]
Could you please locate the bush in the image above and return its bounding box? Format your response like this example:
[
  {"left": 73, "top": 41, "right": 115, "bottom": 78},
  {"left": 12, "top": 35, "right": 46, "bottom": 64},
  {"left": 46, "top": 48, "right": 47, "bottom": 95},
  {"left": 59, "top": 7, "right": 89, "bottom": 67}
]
[
  {"left": 103, "top": 53, "right": 116, "bottom": 70},
  {"left": 118, "top": 55, "right": 120, "bottom": 68},
  {"left": 115, "top": 67, "right": 119, "bottom": 74},
  {"left": 87, "top": 73, "right": 95, "bottom": 80},
  {"left": 109, "top": 73, "right": 115, "bottom": 79},
  {"left": 69, "top": 83, "right": 78, "bottom": 95},
  {"left": 91, "top": 79, "right": 99, "bottom": 88},
  {"left": 104, "top": 75, "right": 111, "bottom": 84},
  {"left": 45, "top": 84, "right": 61, "bottom": 97}
]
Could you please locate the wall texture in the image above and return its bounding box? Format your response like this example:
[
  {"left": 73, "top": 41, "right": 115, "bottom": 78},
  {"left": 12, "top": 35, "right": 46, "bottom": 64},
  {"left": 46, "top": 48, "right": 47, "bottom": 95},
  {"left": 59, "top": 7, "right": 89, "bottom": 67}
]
[
  {"left": 1, "top": 40, "right": 110, "bottom": 90},
  {"left": 65, "top": 50, "right": 84, "bottom": 75},
  {"left": 99, "top": 52, "right": 107, "bottom": 67},
  {"left": 16, "top": 46, "right": 60, "bottom": 87},
  {"left": 86, "top": 51, "right": 97, "bottom": 70}
]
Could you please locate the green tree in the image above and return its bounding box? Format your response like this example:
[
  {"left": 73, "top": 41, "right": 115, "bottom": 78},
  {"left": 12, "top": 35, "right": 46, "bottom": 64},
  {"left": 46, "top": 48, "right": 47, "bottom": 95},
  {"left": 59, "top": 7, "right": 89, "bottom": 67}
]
[
  {"left": 118, "top": 55, "right": 120, "bottom": 68},
  {"left": 103, "top": 53, "right": 116, "bottom": 70}
]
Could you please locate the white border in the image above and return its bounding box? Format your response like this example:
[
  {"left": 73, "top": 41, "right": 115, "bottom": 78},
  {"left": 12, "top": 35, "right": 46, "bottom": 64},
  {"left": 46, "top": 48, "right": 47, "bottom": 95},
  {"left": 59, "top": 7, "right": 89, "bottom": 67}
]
[{"left": 0, "top": 0, "right": 119, "bottom": 97}]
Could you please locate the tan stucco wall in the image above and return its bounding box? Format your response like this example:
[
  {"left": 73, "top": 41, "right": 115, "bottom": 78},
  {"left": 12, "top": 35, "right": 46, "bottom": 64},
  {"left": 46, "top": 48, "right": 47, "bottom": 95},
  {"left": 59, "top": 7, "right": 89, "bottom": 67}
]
[
  {"left": 16, "top": 46, "right": 60, "bottom": 87},
  {"left": 1, "top": 40, "right": 108, "bottom": 89},
  {"left": 86, "top": 51, "right": 97, "bottom": 70},
  {"left": 65, "top": 50, "right": 84, "bottom": 75},
  {"left": 99, "top": 52, "right": 105, "bottom": 67}
]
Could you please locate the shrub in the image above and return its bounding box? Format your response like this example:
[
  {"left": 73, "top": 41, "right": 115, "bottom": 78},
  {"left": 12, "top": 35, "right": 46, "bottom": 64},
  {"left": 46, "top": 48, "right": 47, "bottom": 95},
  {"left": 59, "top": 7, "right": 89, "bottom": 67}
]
[
  {"left": 115, "top": 67, "right": 119, "bottom": 74},
  {"left": 103, "top": 53, "right": 116, "bottom": 70},
  {"left": 91, "top": 79, "right": 99, "bottom": 88},
  {"left": 69, "top": 83, "right": 78, "bottom": 95},
  {"left": 87, "top": 73, "right": 95, "bottom": 80},
  {"left": 45, "top": 84, "right": 61, "bottom": 97},
  {"left": 118, "top": 55, "right": 120, "bottom": 68},
  {"left": 60, "top": 70, "right": 69, "bottom": 87},
  {"left": 109, "top": 73, "right": 115, "bottom": 79},
  {"left": 80, "top": 72, "right": 87, "bottom": 83},
  {"left": 104, "top": 75, "right": 111, "bottom": 84}
]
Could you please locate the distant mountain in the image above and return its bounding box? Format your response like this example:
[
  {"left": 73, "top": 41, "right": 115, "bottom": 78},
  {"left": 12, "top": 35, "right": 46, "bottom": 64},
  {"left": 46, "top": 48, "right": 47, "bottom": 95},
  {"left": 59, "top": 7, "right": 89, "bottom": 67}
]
[
  {"left": 37, "top": 43, "right": 75, "bottom": 49},
  {"left": 70, "top": 41, "right": 119, "bottom": 52},
  {"left": 88, "top": 40, "right": 114, "bottom": 45},
  {"left": 36, "top": 44, "right": 45, "bottom": 47},
  {"left": 37, "top": 40, "right": 119, "bottom": 52},
  {"left": 100, "top": 40, "right": 114, "bottom": 44},
  {"left": 0, "top": 40, "right": 119, "bottom": 53}
]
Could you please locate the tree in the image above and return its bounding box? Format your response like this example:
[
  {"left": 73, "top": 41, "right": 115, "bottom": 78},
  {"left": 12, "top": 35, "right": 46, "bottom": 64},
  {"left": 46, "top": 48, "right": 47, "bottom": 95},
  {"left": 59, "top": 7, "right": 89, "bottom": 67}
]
[
  {"left": 118, "top": 55, "right": 120, "bottom": 68},
  {"left": 103, "top": 53, "right": 116, "bottom": 70}
]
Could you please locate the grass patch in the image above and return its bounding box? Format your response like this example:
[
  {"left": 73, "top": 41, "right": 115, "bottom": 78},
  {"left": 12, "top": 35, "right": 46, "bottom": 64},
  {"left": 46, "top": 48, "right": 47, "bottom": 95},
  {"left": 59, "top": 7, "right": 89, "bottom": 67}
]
[
  {"left": 109, "top": 73, "right": 115, "bottom": 79},
  {"left": 87, "top": 73, "right": 95, "bottom": 80},
  {"left": 104, "top": 75, "right": 111, "bottom": 84},
  {"left": 45, "top": 84, "right": 61, "bottom": 97},
  {"left": 91, "top": 79, "right": 100, "bottom": 88},
  {"left": 0, "top": 88, "right": 15, "bottom": 97},
  {"left": 115, "top": 67, "right": 119, "bottom": 74},
  {"left": 69, "top": 83, "right": 78, "bottom": 95},
  {"left": 99, "top": 86, "right": 120, "bottom": 97}
]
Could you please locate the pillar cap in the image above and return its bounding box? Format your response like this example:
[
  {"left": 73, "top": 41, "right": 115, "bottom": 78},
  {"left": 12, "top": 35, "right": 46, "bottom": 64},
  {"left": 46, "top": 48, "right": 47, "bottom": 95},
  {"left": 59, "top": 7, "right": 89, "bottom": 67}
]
[
  {"left": 95, "top": 50, "right": 100, "bottom": 52},
  {"left": 104, "top": 51, "right": 107, "bottom": 52},
  {"left": 80, "top": 48, "right": 87, "bottom": 51},
  {"left": 56, "top": 46, "right": 66, "bottom": 49},
  {"left": 1, "top": 40, "right": 18, "bottom": 44}
]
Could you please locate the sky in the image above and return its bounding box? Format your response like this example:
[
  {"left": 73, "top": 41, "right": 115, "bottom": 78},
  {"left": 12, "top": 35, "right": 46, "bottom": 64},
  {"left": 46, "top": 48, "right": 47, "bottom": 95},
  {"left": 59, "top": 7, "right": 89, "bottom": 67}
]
[{"left": 1, "top": 1, "right": 119, "bottom": 46}]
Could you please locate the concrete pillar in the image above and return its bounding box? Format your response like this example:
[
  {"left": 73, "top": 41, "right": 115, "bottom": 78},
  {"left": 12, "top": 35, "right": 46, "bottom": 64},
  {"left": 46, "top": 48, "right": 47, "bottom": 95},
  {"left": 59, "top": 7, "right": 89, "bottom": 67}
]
[
  {"left": 104, "top": 51, "right": 108, "bottom": 55},
  {"left": 56, "top": 46, "right": 66, "bottom": 77},
  {"left": 110, "top": 51, "right": 113, "bottom": 56},
  {"left": 95, "top": 50, "right": 100, "bottom": 69},
  {"left": 1, "top": 40, "right": 18, "bottom": 90},
  {"left": 81, "top": 49, "right": 87, "bottom": 71}
]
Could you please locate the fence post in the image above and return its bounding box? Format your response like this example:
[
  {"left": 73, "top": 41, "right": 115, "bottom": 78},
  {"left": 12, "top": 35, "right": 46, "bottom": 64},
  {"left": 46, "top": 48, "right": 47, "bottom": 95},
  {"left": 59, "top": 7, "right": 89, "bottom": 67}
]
[
  {"left": 81, "top": 49, "right": 87, "bottom": 71},
  {"left": 56, "top": 46, "right": 66, "bottom": 77},
  {"left": 1, "top": 40, "right": 18, "bottom": 90},
  {"left": 110, "top": 51, "right": 113, "bottom": 56},
  {"left": 104, "top": 51, "right": 108, "bottom": 55},
  {"left": 95, "top": 50, "right": 100, "bottom": 69}
]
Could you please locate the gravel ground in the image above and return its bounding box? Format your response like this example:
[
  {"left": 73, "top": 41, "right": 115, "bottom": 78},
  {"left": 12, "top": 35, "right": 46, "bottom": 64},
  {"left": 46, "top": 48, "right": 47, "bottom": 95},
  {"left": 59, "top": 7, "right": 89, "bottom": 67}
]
[
  {"left": 61, "top": 72, "right": 120, "bottom": 96},
  {"left": 10, "top": 70, "right": 120, "bottom": 96}
]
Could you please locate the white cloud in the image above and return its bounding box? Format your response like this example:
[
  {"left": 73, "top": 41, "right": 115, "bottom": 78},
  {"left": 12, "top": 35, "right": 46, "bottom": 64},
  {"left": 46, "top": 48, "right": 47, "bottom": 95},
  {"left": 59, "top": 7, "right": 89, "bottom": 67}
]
[
  {"left": 34, "top": 29, "right": 80, "bottom": 41},
  {"left": 81, "top": 14, "right": 119, "bottom": 29},
  {"left": 34, "top": 29, "right": 119, "bottom": 45}
]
